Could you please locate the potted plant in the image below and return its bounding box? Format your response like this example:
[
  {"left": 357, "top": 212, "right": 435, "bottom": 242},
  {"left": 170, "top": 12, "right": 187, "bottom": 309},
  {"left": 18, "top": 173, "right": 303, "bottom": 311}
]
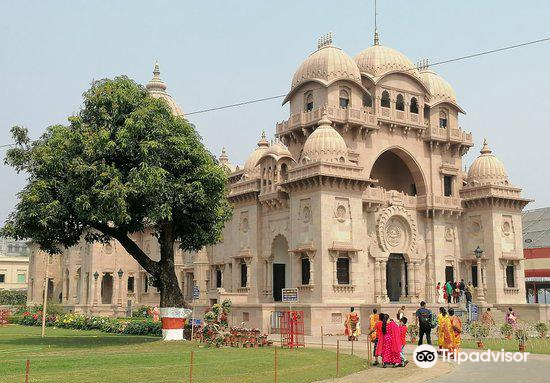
[
  {"left": 535, "top": 322, "right": 548, "bottom": 339},
  {"left": 470, "top": 322, "right": 490, "bottom": 348},
  {"left": 407, "top": 324, "right": 419, "bottom": 344},
  {"left": 500, "top": 323, "right": 513, "bottom": 340},
  {"left": 515, "top": 329, "right": 528, "bottom": 352}
]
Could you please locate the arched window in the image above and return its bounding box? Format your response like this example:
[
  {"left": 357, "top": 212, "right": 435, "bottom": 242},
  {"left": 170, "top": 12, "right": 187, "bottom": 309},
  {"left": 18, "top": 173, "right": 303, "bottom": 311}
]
[
  {"left": 439, "top": 110, "right": 448, "bottom": 128},
  {"left": 410, "top": 97, "right": 418, "bottom": 114},
  {"left": 396, "top": 94, "right": 405, "bottom": 111},
  {"left": 305, "top": 93, "right": 313, "bottom": 112},
  {"left": 381, "top": 90, "right": 391, "bottom": 108},
  {"left": 339, "top": 89, "right": 350, "bottom": 109},
  {"left": 280, "top": 163, "right": 288, "bottom": 181},
  {"left": 362, "top": 93, "right": 372, "bottom": 108}
]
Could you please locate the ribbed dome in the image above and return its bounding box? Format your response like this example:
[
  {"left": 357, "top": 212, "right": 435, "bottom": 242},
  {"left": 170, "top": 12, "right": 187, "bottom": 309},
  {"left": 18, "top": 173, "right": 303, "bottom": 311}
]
[
  {"left": 146, "top": 62, "right": 184, "bottom": 117},
  {"left": 301, "top": 113, "right": 348, "bottom": 163},
  {"left": 266, "top": 141, "right": 292, "bottom": 158},
  {"left": 467, "top": 140, "right": 509, "bottom": 186},
  {"left": 290, "top": 37, "right": 361, "bottom": 92},
  {"left": 355, "top": 45, "right": 418, "bottom": 78},
  {"left": 243, "top": 132, "right": 269, "bottom": 175},
  {"left": 420, "top": 69, "right": 457, "bottom": 105}
]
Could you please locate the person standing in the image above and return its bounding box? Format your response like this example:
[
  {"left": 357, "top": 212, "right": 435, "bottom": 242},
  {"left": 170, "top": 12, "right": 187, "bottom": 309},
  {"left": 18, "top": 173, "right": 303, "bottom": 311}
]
[
  {"left": 399, "top": 317, "right": 409, "bottom": 367},
  {"left": 345, "top": 307, "right": 360, "bottom": 341},
  {"left": 481, "top": 308, "right": 495, "bottom": 326},
  {"left": 415, "top": 301, "right": 433, "bottom": 346},
  {"left": 397, "top": 305, "right": 406, "bottom": 320},
  {"left": 436, "top": 282, "right": 444, "bottom": 304},
  {"left": 448, "top": 308, "right": 462, "bottom": 353},
  {"left": 377, "top": 316, "right": 402, "bottom": 367},
  {"left": 459, "top": 279, "right": 466, "bottom": 303},
  {"left": 505, "top": 307, "right": 518, "bottom": 330},
  {"left": 437, "top": 307, "right": 447, "bottom": 354},
  {"left": 453, "top": 281, "right": 460, "bottom": 304},
  {"left": 368, "top": 308, "right": 380, "bottom": 364},
  {"left": 445, "top": 281, "right": 453, "bottom": 304},
  {"left": 369, "top": 312, "right": 384, "bottom": 366}
]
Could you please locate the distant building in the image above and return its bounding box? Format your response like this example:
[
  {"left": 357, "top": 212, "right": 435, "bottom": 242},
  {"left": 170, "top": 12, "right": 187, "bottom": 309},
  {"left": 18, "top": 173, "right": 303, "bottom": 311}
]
[
  {"left": 523, "top": 208, "right": 550, "bottom": 303},
  {"left": 0, "top": 237, "right": 29, "bottom": 291}
]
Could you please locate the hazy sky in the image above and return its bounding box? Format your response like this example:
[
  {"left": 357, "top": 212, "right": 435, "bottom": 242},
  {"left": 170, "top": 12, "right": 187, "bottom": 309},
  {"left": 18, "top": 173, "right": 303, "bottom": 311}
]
[{"left": 1, "top": 0, "right": 549, "bottom": 223}]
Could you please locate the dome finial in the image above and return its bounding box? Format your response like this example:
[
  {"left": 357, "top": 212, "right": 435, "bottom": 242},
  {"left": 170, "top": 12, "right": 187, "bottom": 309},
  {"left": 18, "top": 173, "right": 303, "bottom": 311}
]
[
  {"left": 480, "top": 138, "right": 492, "bottom": 155},
  {"left": 146, "top": 61, "right": 167, "bottom": 92},
  {"left": 319, "top": 108, "right": 332, "bottom": 127},
  {"left": 258, "top": 130, "right": 269, "bottom": 147},
  {"left": 317, "top": 32, "right": 333, "bottom": 49},
  {"left": 219, "top": 147, "right": 228, "bottom": 163},
  {"left": 374, "top": 0, "right": 380, "bottom": 45},
  {"left": 153, "top": 61, "right": 160, "bottom": 77}
]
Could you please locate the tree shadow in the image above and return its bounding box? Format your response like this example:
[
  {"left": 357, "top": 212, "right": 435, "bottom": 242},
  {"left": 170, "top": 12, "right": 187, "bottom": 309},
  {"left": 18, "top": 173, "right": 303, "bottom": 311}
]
[{"left": 0, "top": 334, "right": 160, "bottom": 349}]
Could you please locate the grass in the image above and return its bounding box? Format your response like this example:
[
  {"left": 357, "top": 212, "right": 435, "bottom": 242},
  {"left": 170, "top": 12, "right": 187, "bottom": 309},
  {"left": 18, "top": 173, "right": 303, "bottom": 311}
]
[
  {"left": 0, "top": 325, "right": 366, "bottom": 383},
  {"left": 461, "top": 338, "right": 550, "bottom": 354}
]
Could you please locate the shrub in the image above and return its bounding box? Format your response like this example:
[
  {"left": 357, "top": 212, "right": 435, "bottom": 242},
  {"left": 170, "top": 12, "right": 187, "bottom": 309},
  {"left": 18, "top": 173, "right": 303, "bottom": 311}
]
[
  {"left": 515, "top": 329, "right": 528, "bottom": 345},
  {"left": 500, "top": 323, "right": 513, "bottom": 338},
  {"left": 535, "top": 322, "right": 548, "bottom": 338},
  {"left": 407, "top": 324, "right": 419, "bottom": 341},
  {"left": 0, "top": 290, "right": 27, "bottom": 305},
  {"left": 470, "top": 322, "right": 490, "bottom": 341},
  {"left": 132, "top": 306, "right": 153, "bottom": 319}
]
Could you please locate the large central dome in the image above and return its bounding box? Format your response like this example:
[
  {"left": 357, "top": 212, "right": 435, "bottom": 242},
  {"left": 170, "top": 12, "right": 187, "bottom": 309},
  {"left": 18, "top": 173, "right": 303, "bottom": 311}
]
[{"left": 354, "top": 45, "right": 418, "bottom": 78}]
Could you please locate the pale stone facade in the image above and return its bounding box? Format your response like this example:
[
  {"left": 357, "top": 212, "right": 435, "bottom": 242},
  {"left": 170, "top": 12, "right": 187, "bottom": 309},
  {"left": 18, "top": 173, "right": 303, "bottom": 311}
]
[
  {"left": 27, "top": 33, "right": 532, "bottom": 333},
  {"left": 0, "top": 237, "right": 29, "bottom": 291}
]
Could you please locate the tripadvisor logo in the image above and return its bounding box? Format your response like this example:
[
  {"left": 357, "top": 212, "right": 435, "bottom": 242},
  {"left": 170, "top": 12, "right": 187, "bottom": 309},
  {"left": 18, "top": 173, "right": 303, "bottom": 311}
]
[
  {"left": 413, "top": 345, "right": 530, "bottom": 368},
  {"left": 413, "top": 345, "right": 438, "bottom": 368}
]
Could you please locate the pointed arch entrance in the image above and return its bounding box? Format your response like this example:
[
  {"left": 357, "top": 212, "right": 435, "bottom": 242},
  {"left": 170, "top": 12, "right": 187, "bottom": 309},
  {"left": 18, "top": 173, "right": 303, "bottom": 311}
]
[
  {"left": 272, "top": 235, "right": 289, "bottom": 301},
  {"left": 370, "top": 147, "right": 427, "bottom": 196}
]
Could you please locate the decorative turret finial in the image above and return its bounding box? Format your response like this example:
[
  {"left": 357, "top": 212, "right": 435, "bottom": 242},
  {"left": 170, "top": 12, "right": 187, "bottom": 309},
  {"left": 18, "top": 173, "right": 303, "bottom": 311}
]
[
  {"left": 258, "top": 130, "right": 269, "bottom": 147},
  {"left": 480, "top": 138, "right": 492, "bottom": 155},
  {"left": 146, "top": 61, "right": 167, "bottom": 92},
  {"left": 374, "top": 28, "right": 380, "bottom": 46},
  {"left": 219, "top": 147, "right": 228, "bottom": 163},
  {"left": 417, "top": 59, "right": 429, "bottom": 71},
  {"left": 318, "top": 109, "right": 332, "bottom": 127},
  {"left": 317, "top": 32, "right": 333, "bottom": 49},
  {"left": 374, "top": 0, "right": 379, "bottom": 45}
]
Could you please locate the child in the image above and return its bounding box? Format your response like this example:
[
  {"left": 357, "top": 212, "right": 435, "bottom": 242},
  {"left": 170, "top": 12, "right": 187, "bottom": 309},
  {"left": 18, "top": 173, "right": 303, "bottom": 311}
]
[{"left": 399, "top": 317, "right": 409, "bottom": 367}]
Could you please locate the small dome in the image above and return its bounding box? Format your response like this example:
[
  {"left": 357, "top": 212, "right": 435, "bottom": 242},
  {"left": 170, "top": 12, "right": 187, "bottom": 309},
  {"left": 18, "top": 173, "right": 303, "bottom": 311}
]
[
  {"left": 146, "top": 62, "right": 184, "bottom": 117},
  {"left": 290, "top": 34, "right": 361, "bottom": 93},
  {"left": 257, "top": 140, "right": 294, "bottom": 165},
  {"left": 219, "top": 147, "right": 235, "bottom": 173},
  {"left": 243, "top": 131, "right": 269, "bottom": 176},
  {"left": 301, "top": 113, "right": 348, "bottom": 163},
  {"left": 420, "top": 69, "right": 464, "bottom": 112},
  {"left": 355, "top": 45, "right": 418, "bottom": 78},
  {"left": 467, "top": 140, "right": 509, "bottom": 186}
]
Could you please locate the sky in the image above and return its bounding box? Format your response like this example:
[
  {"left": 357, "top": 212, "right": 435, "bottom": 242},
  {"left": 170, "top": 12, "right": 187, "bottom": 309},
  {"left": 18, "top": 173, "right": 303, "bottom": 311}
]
[{"left": 1, "top": 0, "right": 549, "bottom": 223}]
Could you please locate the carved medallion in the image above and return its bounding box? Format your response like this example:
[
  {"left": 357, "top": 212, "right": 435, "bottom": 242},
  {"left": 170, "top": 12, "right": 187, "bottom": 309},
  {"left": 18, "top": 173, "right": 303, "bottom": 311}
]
[
  {"left": 386, "top": 224, "right": 402, "bottom": 247},
  {"left": 502, "top": 221, "right": 511, "bottom": 236},
  {"left": 336, "top": 205, "right": 347, "bottom": 222},
  {"left": 303, "top": 206, "right": 311, "bottom": 223}
]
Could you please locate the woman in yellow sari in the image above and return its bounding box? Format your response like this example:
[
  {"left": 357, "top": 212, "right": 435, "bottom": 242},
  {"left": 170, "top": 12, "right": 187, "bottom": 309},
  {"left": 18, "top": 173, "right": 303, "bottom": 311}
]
[
  {"left": 448, "top": 308, "right": 462, "bottom": 353},
  {"left": 439, "top": 308, "right": 454, "bottom": 357},
  {"left": 437, "top": 307, "right": 447, "bottom": 353}
]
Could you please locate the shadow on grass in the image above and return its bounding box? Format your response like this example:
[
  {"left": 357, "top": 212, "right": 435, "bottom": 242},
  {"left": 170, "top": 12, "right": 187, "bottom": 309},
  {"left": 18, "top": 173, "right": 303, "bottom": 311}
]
[{"left": 0, "top": 334, "right": 160, "bottom": 349}]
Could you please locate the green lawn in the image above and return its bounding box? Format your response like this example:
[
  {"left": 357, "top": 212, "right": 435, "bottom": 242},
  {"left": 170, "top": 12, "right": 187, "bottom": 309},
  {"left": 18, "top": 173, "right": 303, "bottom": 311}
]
[
  {"left": 461, "top": 338, "right": 550, "bottom": 354},
  {"left": 0, "top": 325, "right": 366, "bottom": 383}
]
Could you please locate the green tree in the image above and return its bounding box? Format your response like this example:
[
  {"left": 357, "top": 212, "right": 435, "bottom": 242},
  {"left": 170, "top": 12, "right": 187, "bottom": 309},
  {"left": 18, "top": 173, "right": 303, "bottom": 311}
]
[{"left": 3, "top": 76, "right": 232, "bottom": 308}]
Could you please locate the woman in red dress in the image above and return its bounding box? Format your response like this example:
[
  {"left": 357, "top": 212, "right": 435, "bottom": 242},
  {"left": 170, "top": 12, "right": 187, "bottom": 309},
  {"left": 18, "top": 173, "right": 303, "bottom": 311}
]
[{"left": 375, "top": 314, "right": 402, "bottom": 367}]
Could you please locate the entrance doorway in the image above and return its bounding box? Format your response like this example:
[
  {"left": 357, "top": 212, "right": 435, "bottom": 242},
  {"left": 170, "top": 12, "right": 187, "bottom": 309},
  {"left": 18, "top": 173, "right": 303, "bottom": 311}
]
[
  {"left": 273, "top": 264, "right": 285, "bottom": 301},
  {"left": 386, "top": 254, "right": 406, "bottom": 302},
  {"left": 445, "top": 266, "right": 454, "bottom": 283},
  {"left": 101, "top": 273, "right": 113, "bottom": 304}
]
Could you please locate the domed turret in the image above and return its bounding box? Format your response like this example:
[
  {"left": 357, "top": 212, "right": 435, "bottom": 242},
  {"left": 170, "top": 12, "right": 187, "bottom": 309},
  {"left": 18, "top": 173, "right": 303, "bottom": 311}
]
[
  {"left": 355, "top": 45, "right": 418, "bottom": 78},
  {"left": 467, "top": 139, "right": 509, "bottom": 186},
  {"left": 146, "top": 62, "right": 184, "bottom": 117},
  {"left": 259, "top": 139, "right": 293, "bottom": 163},
  {"left": 243, "top": 131, "right": 269, "bottom": 176},
  {"left": 284, "top": 33, "right": 361, "bottom": 104},
  {"left": 219, "top": 147, "right": 235, "bottom": 173},
  {"left": 420, "top": 68, "right": 464, "bottom": 112},
  {"left": 301, "top": 113, "right": 348, "bottom": 163}
]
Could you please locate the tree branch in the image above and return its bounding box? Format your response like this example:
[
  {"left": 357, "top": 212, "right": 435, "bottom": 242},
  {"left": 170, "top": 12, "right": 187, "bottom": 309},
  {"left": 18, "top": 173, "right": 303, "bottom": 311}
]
[{"left": 92, "top": 223, "right": 159, "bottom": 276}]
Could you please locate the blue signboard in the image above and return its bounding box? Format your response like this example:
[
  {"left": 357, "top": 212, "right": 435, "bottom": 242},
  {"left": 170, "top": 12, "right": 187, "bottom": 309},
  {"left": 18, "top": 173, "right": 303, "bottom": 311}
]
[{"left": 193, "top": 286, "right": 200, "bottom": 300}]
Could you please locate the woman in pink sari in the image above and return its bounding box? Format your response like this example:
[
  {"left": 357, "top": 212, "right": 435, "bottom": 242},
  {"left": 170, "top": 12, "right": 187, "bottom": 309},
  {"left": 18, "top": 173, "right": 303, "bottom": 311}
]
[{"left": 376, "top": 314, "right": 402, "bottom": 367}]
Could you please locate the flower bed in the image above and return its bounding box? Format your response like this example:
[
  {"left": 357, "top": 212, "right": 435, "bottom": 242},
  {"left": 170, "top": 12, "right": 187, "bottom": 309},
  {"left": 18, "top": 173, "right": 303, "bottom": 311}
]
[{"left": 12, "top": 306, "right": 161, "bottom": 336}]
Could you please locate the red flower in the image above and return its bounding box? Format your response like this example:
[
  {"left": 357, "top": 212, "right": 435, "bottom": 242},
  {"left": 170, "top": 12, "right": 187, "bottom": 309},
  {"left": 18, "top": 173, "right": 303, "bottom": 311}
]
[{"left": 33, "top": 314, "right": 38, "bottom": 320}]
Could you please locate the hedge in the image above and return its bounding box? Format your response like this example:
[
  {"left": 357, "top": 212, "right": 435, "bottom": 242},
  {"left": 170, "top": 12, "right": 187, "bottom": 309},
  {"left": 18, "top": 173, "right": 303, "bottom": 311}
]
[
  {"left": 12, "top": 306, "right": 161, "bottom": 336},
  {"left": 0, "top": 290, "right": 27, "bottom": 305}
]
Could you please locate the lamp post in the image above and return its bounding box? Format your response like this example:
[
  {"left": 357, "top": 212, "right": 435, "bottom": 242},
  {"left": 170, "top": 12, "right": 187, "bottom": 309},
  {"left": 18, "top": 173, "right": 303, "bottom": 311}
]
[
  {"left": 93, "top": 271, "right": 99, "bottom": 305},
  {"left": 474, "top": 246, "right": 485, "bottom": 303},
  {"left": 117, "top": 269, "right": 124, "bottom": 307}
]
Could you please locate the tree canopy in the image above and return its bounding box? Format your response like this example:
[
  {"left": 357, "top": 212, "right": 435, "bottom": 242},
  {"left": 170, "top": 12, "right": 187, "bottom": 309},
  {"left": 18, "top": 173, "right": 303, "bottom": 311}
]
[{"left": 3, "top": 76, "right": 232, "bottom": 306}]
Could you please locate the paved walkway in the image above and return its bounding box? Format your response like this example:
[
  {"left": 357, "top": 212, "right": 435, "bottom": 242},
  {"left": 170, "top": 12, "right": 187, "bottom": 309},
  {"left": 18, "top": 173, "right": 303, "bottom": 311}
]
[{"left": 299, "top": 335, "right": 550, "bottom": 383}]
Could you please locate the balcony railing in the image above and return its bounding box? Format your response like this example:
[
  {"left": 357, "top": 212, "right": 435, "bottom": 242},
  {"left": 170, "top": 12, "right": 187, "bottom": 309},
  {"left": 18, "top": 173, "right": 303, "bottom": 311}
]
[
  {"left": 362, "top": 187, "right": 462, "bottom": 211},
  {"left": 423, "top": 126, "right": 473, "bottom": 145}
]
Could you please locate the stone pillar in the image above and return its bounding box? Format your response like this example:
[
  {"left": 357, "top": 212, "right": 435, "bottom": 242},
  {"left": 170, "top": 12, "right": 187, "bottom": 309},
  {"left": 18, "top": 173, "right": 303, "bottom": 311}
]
[
  {"left": 117, "top": 273, "right": 123, "bottom": 307},
  {"left": 245, "top": 259, "right": 251, "bottom": 288},
  {"left": 374, "top": 260, "right": 381, "bottom": 300},
  {"left": 267, "top": 259, "right": 273, "bottom": 295},
  {"left": 407, "top": 262, "right": 415, "bottom": 299},
  {"left": 400, "top": 262, "right": 406, "bottom": 297},
  {"left": 308, "top": 253, "right": 315, "bottom": 285},
  {"left": 413, "top": 261, "right": 420, "bottom": 299},
  {"left": 476, "top": 258, "right": 485, "bottom": 302},
  {"left": 380, "top": 260, "right": 387, "bottom": 300}
]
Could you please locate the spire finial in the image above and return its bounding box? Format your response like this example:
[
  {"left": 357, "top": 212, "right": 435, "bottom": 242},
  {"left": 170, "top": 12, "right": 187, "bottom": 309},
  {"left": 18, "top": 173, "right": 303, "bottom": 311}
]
[
  {"left": 219, "top": 147, "right": 228, "bottom": 163},
  {"left": 480, "top": 138, "right": 492, "bottom": 155},
  {"left": 258, "top": 130, "right": 269, "bottom": 147},
  {"left": 374, "top": 0, "right": 380, "bottom": 45},
  {"left": 153, "top": 61, "right": 160, "bottom": 77},
  {"left": 317, "top": 32, "right": 333, "bottom": 49},
  {"left": 319, "top": 108, "right": 332, "bottom": 127},
  {"left": 146, "top": 61, "right": 167, "bottom": 92}
]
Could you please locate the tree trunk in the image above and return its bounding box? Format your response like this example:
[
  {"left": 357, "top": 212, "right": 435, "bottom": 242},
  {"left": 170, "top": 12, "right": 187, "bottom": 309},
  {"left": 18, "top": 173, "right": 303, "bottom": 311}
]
[{"left": 156, "top": 223, "right": 189, "bottom": 341}]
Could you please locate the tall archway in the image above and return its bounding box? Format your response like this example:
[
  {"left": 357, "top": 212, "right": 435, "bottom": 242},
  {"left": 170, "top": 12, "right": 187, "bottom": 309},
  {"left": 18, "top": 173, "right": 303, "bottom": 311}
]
[
  {"left": 271, "top": 234, "right": 289, "bottom": 301},
  {"left": 370, "top": 148, "right": 427, "bottom": 196}
]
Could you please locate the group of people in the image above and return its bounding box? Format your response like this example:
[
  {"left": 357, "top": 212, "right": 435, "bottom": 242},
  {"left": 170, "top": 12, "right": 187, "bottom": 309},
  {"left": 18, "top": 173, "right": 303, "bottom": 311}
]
[
  {"left": 366, "top": 309, "right": 409, "bottom": 368},
  {"left": 415, "top": 301, "right": 463, "bottom": 357},
  {"left": 436, "top": 280, "right": 475, "bottom": 305}
]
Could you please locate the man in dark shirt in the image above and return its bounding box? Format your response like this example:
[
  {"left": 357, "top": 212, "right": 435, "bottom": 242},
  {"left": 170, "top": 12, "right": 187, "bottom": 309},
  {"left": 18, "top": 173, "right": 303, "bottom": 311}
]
[{"left": 415, "top": 301, "right": 433, "bottom": 346}]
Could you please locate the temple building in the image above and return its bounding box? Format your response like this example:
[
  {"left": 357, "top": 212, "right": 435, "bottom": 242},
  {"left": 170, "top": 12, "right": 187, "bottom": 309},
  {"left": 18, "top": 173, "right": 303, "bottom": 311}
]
[{"left": 27, "top": 32, "right": 534, "bottom": 333}]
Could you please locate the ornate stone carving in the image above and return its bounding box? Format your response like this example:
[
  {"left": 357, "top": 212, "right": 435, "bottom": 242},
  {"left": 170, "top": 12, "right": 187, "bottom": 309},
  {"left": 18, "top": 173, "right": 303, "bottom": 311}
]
[
  {"left": 335, "top": 205, "right": 347, "bottom": 222},
  {"left": 376, "top": 205, "right": 418, "bottom": 256},
  {"left": 302, "top": 206, "right": 311, "bottom": 223},
  {"left": 502, "top": 221, "right": 511, "bottom": 236},
  {"left": 445, "top": 226, "right": 454, "bottom": 242}
]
